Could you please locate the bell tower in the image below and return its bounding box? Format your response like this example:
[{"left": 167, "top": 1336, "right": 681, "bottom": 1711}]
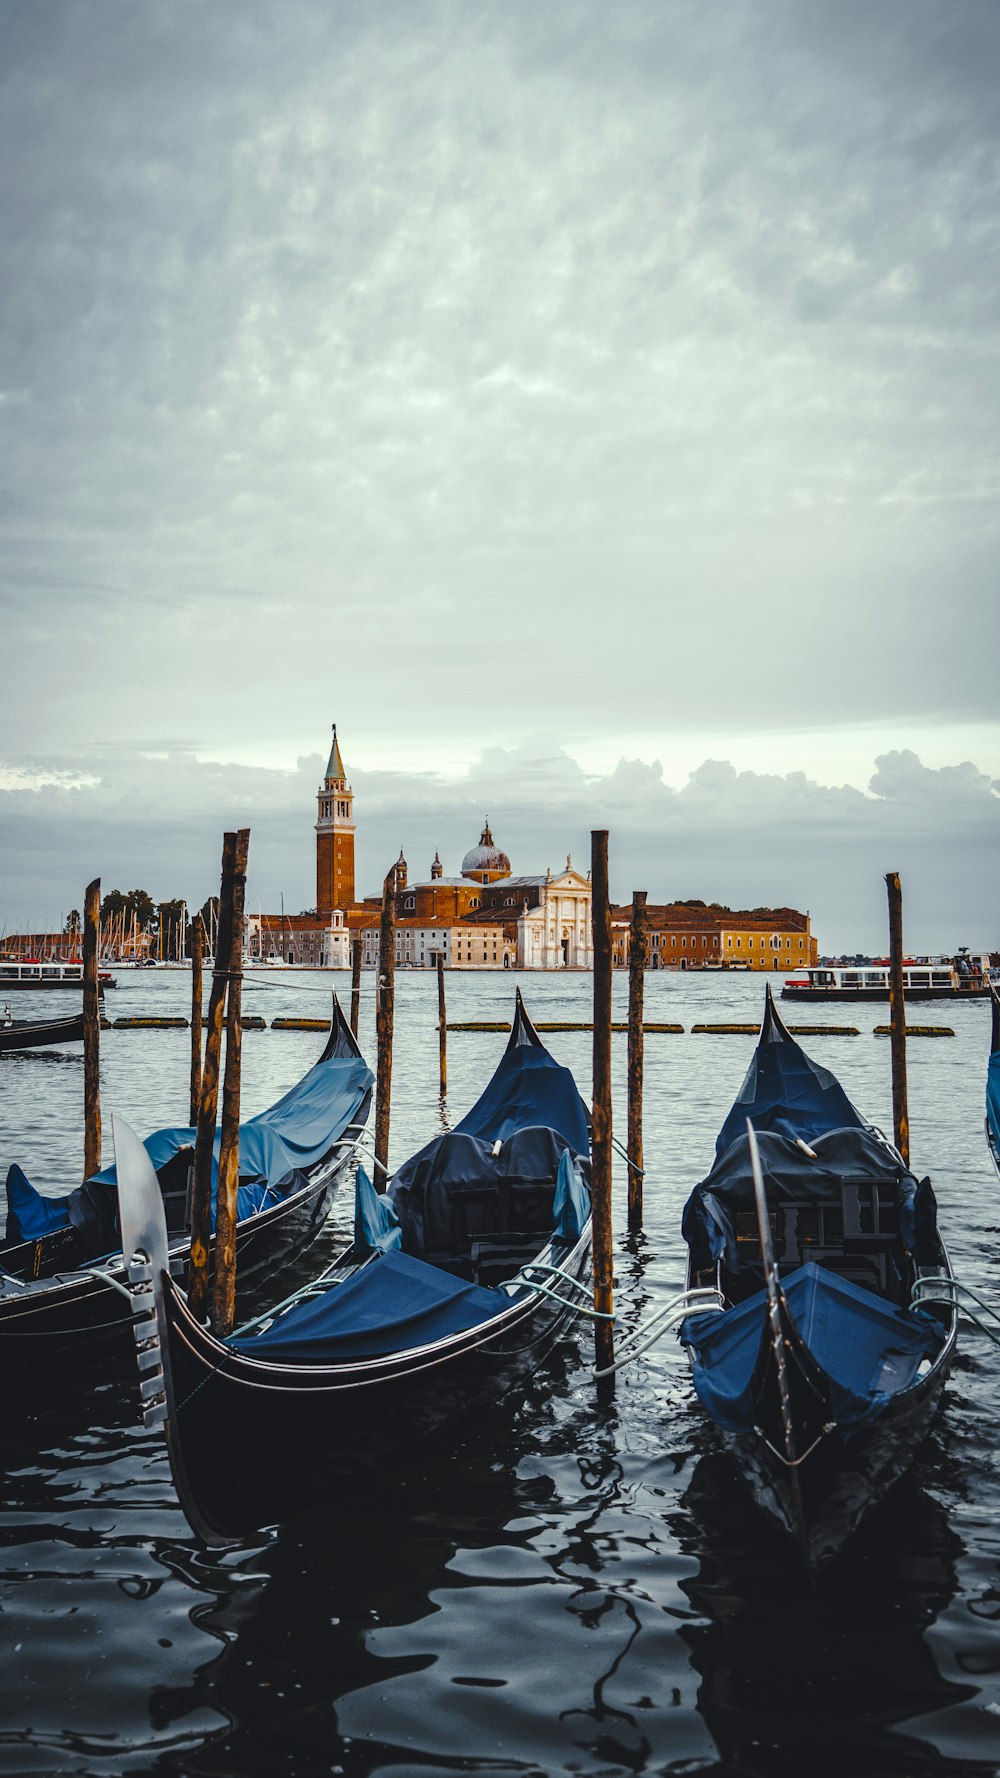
[{"left": 315, "top": 725, "right": 356, "bottom": 912}]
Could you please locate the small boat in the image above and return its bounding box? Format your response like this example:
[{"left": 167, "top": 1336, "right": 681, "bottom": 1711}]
[
  {"left": 987, "top": 985, "right": 1000, "bottom": 1183},
  {"left": 679, "top": 988, "right": 956, "bottom": 1570},
  {"left": 0, "top": 959, "right": 117, "bottom": 991},
  {"left": 781, "top": 957, "right": 992, "bottom": 1002},
  {"left": 0, "top": 996, "right": 373, "bottom": 1378},
  {"left": 113, "top": 991, "right": 595, "bottom": 1542},
  {"left": 0, "top": 1011, "right": 86, "bottom": 1054}
]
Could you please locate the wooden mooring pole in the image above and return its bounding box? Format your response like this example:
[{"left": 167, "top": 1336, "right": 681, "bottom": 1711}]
[
  {"left": 350, "top": 936, "right": 363, "bottom": 1039},
  {"left": 189, "top": 914, "right": 204, "bottom": 1126},
  {"left": 211, "top": 827, "right": 250, "bottom": 1338},
  {"left": 885, "top": 870, "right": 910, "bottom": 1167},
  {"left": 83, "top": 877, "right": 101, "bottom": 1179},
  {"left": 373, "top": 870, "right": 395, "bottom": 1190},
  {"left": 188, "top": 833, "right": 237, "bottom": 1321},
  {"left": 627, "top": 890, "right": 647, "bottom": 1232},
  {"left": 591, "top": 830, "right": 614, "bottom": 1375},
  {"left": 436, "top": 949, "right": 447, "bottom": 1097}
]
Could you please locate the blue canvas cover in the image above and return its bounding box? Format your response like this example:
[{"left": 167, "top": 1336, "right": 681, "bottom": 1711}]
[
  {"left": 681, "top": 1262, "right": 944, "bottom": 1436},
  {"left": 715, "top": 989, "right": 866, "bottom": 1157},
  {"left": 228, "top": 1247, "right": 511, "bottom": 1362},
  {"left": 388, "top": 1124, "right": 586, "bottom": 1258},
  {"left": 682, "top": 1124, "right": 913, "bottom": 1277},
  {"left": 4, "top": 1050, "right": 373, "bottom": 1248},
  {"left": 455, "top": 1043, "right": 590, "bottom": 1156},
  {"left": 552, "top": 1150, "right": 590, "bottom": 1244},
  {"left": 354, "top": 1166, "right": 403, "bottom": 1255},
  {"left": 3, "top": 1165, "right": 69, "bottom": 1242}
]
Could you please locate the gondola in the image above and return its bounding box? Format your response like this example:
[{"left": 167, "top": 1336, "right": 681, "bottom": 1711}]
[
  {"left": 0, "top": 995, "right": 373, "bottom": 1379},
  {"left": 113, "top": 991, "right": 595, "bottom": 1542},
  {"left": 679, "top": 987, "right": 956, "bottom": 1571},
  {"left": 987, "top": 984, "right": 1000, "bottom": 1182},
  {"left": 0, "top": 1011, "right": 86, "bottom": 1053}
]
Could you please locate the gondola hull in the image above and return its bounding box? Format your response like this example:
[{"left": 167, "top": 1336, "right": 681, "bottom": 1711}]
[
  {"left": 0, "top": 1013, "right": 85, "bottom": 1053},
  {"left": 714, "top": 1296, "right": 956, "bottom": 1569},
  {"left": 146, "top": 1227, "right": 590, "bottom": 1541}
]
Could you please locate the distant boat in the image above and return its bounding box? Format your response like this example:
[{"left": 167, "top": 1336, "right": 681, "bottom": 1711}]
[
  {"left": 0, "top": 960, "right": 117, "bottom": 991},
  {"left": 680, "top": 988, "right": 956, "bottom": 1571},
  {"left": 0, "top": 1011, "right": 85, "bottom": 1054},
  {"left": 781, "top": 956, "right": 991, "bottom": 1002}
]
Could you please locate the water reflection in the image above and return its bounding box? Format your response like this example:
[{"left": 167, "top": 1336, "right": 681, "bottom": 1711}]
[{"left": 676, "top": 1453, "right": 993, "bottom": 1777}]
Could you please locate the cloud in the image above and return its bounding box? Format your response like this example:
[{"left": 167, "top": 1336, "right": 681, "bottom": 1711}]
[{"left": 0, "top": 0, "right": 998, "bottom": 770}]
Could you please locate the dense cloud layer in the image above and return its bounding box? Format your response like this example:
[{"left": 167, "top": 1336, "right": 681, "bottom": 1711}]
[
  {"left": 0, "top": 3, "right": 997, "bottom": 945},
  {"left": 1, "top": 741, "right": 996, "bottom": 952},
  {"left": 0, "top": 0, "right": 998, "bottom": 761}
]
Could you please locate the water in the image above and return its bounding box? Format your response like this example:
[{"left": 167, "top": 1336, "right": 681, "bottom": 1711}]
[{"left": 2, "top": 969, "right": 999, "bottom": 1777}]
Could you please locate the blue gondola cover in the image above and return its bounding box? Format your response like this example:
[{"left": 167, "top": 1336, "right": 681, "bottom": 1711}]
[
  {"left": 228, "top": 1248, "right": 511, "bottom": 1362},
  {"left": 552, "top": 1150, "right": 590, "bottom": 1243},
  {"left": 681, "top": 1262, "right": 944, "bottom": 1434},
  {"left": 354, "top": 1166, "right": 403, "bottom": 1254},
  {"left": 455, "top": 1042, "right": 590, "bottom": 1156},
  {"left": 714, "top": 991, "right": 865, "bottom": 1156}
]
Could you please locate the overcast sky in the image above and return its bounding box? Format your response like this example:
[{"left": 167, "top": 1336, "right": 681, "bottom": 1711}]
[{"left": 1, "top": 0, "right": 997, "bottom": 950}]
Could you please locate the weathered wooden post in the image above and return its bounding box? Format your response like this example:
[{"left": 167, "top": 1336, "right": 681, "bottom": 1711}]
[
  {"left": 373, "top": 869, "right": 395, "bottom": 1190},
  {"left": 885, "top": 871, "right": 910, "bottom": 1167},
  {"left": 211, "top": 827, "right": 250, "bottom": 1337},
  {"left": 350, "top": 936, "right": 363, "bottom": 1039},
  {"left": 83, "top": 877, "right": 101, "bottom": 1179},
  {"left": 591, "top": 830, "right": 615, "bottom": 1374},
  {"left": 189, "top": 914, "right": 204, "bottom": 1126},
  {"left": 188, "top": 833, "right": 237, "bottom": 1321},
  {"left": 436, "top": 948, "right": 447, "bottom": 1097},
  {"left": 627, "top": 890, "right": 647, "bottom": 1232}
]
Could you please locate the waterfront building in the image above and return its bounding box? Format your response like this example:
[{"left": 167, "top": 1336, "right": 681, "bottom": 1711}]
[{"left": 242, "top": 724, "right": 817, "bottom": 971}]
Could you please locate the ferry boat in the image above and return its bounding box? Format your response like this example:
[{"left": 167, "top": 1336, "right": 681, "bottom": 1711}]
[
  {"left": 0, "top": 960, "right": 117, "bottom": 992},
  {"left": 781, "top": 955, "right": 992, "bottom": 1003}
]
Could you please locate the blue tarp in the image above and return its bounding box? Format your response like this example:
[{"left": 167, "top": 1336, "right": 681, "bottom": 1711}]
[
  {"left": 90, "top": 1052, "right": 373, "bottom": 1193},
  {"left": 988, "top": 1050, "right": 1000, "bottom": 1153},
  {"left": 5, "top": 1050, "right": 373, "bottom": 1247},
  {"left": 4, "top": 1164, "right": 69, "bottom": 1241},
  {"left": 553, "top": 1150, "right": 590, "bottom": 1244},
  {"left": 354, "top": 1165, "right": 403, "bottom": 1255},
  {"left": 228, "top": 1247, "right": 510, "bottom": 1362},
  {"left": 455, "top": 1043, "right": 590, "bottom": 1157},
  {"left": 715, "top": 991, "right": 865, "bottom": 1157},
  {"left": 388, "top": 1124, "right": 586, "bottom": 1258},
  {"left": 681, "top": 1262, "right": 944, "bottom": 1435}
]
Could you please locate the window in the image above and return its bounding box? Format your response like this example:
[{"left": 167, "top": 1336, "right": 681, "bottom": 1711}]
[{"left": 681, "top": 936, "right": 687, "bottom": 947}]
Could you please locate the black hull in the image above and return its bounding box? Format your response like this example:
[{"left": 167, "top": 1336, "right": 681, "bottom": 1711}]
[
  {"left": 0, "top": 1014, "right": 85, "bottom": 1053},
  {"left": 154, "top": 1229, "right": 591, "bottom": 1541},
  {"left": 0, "top": 1145, "right": 356, "bottom": 1386},
  {"left": 781, "top": 986, "right": 990, "bottom": 1002},
  {"left": 726, "top": 1332, "right": 956, "bottom": 1570}
]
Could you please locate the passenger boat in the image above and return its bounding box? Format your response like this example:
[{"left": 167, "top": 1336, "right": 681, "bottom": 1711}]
[
  {"left": 113, "top": 991, "right": 594, "bottom": 1542},
  {"left": 0, "top": 1011, "right": 85, "bottom": 1054},
  {"left": 0, "top": 959, "right": 117, "bottom": 991},
  {"left": 0, "top": 997, "right": 372, "bottom": 1378},
  {"left": 781, "top": 957, "right": 992, "bottom": 1001},
  {"left": 987, "top": 985, "right": 1000, "bottom": 1183},
  {"left": 679, "top": 988, "right": 956, "bottom": 1570}
]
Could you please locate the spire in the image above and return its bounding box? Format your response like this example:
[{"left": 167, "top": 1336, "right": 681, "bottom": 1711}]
[
  {"left": 325, "top": 724, "right": 346, "bottom": 784},
  {"left": 431, "top": 850, "right": 443, "bottom": 881}
]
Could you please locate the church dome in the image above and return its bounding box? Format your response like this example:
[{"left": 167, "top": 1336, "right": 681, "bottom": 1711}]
[{"left": 461, "top": 820, "right": 511, "bottom": 882}]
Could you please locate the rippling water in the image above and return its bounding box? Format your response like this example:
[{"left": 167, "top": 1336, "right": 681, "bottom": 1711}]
[{"left": 2, "top": 969, "right": 999, "bottom": 1776}]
